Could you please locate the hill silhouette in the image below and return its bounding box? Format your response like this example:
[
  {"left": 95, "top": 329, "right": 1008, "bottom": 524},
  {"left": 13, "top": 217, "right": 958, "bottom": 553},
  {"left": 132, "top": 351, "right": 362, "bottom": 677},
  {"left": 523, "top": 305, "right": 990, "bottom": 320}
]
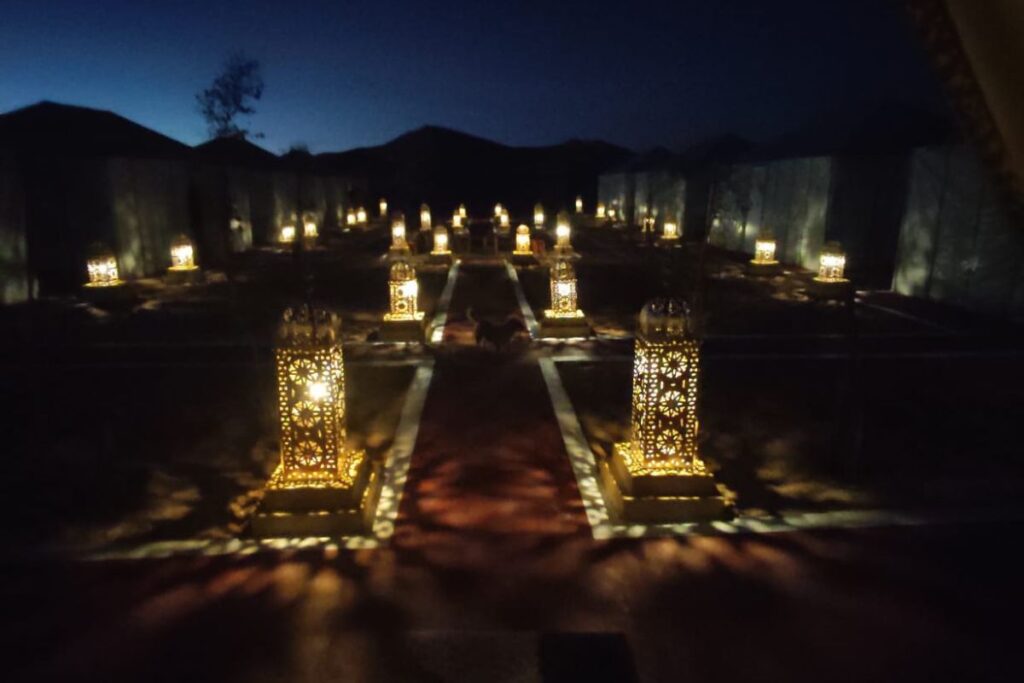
[{"left": 317, "top": 125, "right": 630, "bottom": 219}]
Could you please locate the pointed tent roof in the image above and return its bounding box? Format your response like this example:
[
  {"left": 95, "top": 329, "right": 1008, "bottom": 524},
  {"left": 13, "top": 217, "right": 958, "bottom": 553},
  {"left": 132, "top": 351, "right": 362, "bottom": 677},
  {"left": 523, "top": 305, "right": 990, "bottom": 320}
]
[
  {"left": 0, "top": 101, "right": 189, "bottom": 160},
  {"left": 192, "top": 135, "right": 280, "bottom": 168}
]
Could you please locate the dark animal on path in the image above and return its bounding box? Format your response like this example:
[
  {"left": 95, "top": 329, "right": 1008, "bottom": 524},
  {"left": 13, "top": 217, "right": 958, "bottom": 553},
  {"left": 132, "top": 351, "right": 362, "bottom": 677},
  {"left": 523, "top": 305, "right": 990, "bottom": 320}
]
[{"left": 466, "top": 308, "right": 527, "bottom": 351}]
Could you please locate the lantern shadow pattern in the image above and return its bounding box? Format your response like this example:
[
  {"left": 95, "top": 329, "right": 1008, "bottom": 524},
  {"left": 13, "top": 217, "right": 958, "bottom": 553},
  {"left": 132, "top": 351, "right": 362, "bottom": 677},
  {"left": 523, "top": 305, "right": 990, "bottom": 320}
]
[{"left": 252, "top": 306, "right": 381, "bottom": 538}]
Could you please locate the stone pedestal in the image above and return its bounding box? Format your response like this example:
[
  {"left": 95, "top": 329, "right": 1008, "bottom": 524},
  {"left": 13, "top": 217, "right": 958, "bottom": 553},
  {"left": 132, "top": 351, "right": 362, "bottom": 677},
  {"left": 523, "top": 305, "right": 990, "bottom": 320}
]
[
  {"left": 539, "top": 313, "right": 591, "bottom": 339},
  {"left": 599, "top": 444, "right": 731, "bottom": 524},
  {"left": 252, "top": 452, "right": 381, "bottom": 537},
  {"left": 165, "top": 268, "right": 204, "bottom": 286},
  {"left": 81, "top": 283, "right": 134, "bottom": 305},
  {"left": 380, "top": 317, "right": 426, "bottom": 342},
  {"left": 746, "top": 261, "right": 781, "bottom": 277},
  {"left": 807, "top": 278, "right": 853, "bottom": 301}
]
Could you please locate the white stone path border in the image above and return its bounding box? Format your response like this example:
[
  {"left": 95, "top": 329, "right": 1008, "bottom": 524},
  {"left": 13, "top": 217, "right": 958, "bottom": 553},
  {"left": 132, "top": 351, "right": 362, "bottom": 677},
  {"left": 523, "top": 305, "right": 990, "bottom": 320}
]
[
  {"left": 84, "top": 261, "right": 464, "bottom": 560},
  {"left": 506, "top": 258, "right": 1024, "bottom": 540}
]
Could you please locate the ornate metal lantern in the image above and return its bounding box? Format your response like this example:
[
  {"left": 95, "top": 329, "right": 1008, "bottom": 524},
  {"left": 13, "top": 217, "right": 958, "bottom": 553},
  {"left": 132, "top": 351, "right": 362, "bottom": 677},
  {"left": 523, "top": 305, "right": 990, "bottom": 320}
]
[
  {"left": 432, "top": 226, "right": 450, "bottom": 255},
  {"left": 419, "top": 203, "right": 431, "bottom": 231},
  {"left": 753, "top": 232, "right": 778, "bottom": 265},
  {"left": 662, "top": 220, "right": 679, "bottom": 240},
  {"left": 452, "top": 211, "right": 463, "bottom": 230},
  {"left": 169, "top": 234, "right": 197, "bottom": 271},
  {"left": 555, "top": 212, "right": 572, "bottom": 253},
  {"left": 385, "top": 261, "right": 422, "bottom": 322},
  {"left": 280, "top": 223, "right": 297, "bottom": 243},
  {"left": 253, "top": 305, "right": 377, "bottom": 537},
  {"left": 346, "top": 209, "right": 357, "bottom": 226},
  {"left": 596, "top": 202, "right": 606, "bottom": 219},
  {"left": 85, "top": 243, "right": 123, "bottom": 287},
  {"left": 494, "top": 202, "right": 504, "bottom": 217},
  {"left": 458, "top": 203, "right": 467, "bottom": 219},
  {"left": 303, "top": 217, "right": 318, "bottom": 239},
  {"left": 575, "top": 196, "right": 583, "bottom": 213},
  {"left": 514, "top": 224, "right": 532, "bottom": 255},
  {"left": 546, "top": 259, "right": 583, "bottom": 319},
  {"left": 356, "top": 207, "right": 367, "bottom": 224},
  {"left": 390, "top": 213, "right": 409, "bottom": 253},
  {"left": 379, "top": 198, "right": 388, "bottom": 217},
  {"left": 817, "top": 241, "right": 847, "bottom": 282},
  {"left": 533, "top": 203, "right": 545, "bottom": 229},
  {"left": 602, "top": 299, "right": 728, "bottom": 523},
  {"left": 499, "top": 211, "right": 510, "bottom": 229}
]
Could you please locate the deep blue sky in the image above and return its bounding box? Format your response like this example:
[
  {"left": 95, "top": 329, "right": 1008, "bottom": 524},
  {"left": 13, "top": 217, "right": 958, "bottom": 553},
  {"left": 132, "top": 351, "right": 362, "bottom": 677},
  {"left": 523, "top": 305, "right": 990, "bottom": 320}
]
[{"left": 0, "top": 0, "right": 949, "bottom": 153}]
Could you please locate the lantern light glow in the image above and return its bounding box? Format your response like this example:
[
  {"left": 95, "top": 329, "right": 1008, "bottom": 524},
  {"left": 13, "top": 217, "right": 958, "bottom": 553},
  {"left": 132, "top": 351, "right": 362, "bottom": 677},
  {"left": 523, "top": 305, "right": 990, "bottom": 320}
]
[
  {"left": 379, "top": 198, "right": 388, "bottom": 217},
  {"left": 533, "top": 203, "right": 545, "bottom": 228},
  {"left": 662, "top": 221, "right": 679, "bottom": 240},
  {"left": 753, "top": 235, "right": 778, "bottom": 265},
  {"left": 304, "top": 219, "right": 318, "bottom": 238},
  {"left": 356, "top": 207, "right": 367, "bottom": 224},
  {"left": 390, "top": 213, "right": 409, "bottom": 252},
  {"left": 280, "top": 224, "right": 296, "bottom": 243},
  {"left": 596, "top": 203, "right": 606, "bottom": 219},
  {"left": 346, "top": 210, "right": 357, "bottom": 226},
  {"left": 431, "top": 226, "right": 451, "bottom": 255},
  {"left": 419, "top": 204, "right": 431, "bottom": 230},
  {"left": 575, "top": 196, "right": 583, "bottom": 213}
]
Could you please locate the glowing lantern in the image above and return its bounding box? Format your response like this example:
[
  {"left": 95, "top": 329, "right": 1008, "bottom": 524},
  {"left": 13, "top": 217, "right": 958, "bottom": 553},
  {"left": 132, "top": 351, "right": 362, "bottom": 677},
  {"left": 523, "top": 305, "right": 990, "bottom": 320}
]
[
  {"left": 752, "top": 232, "right": 778, "bottom": 265},
  {"left": 85, "top": 243, "right": 123, "bottom": 287},
  {"left": 575, "top": 196, "right": 583, "bottom": 213},
  {"left": 280, "top": 223, "right": 296, "bottom": 243},
  {"left": 458, "top": 203, "right": 467, "bottom": 219},
  {"left": 662, "top": 220, "right": 679, "bottom": 240},
  {"left": 494, "top": 203, "right": 504, "bottom": 217},
  {"left": 390, "top": 213, "right": 409, "bottom": 252},
  {"left": 356, "top": 207, "right": 367, "bottom": 224},
  {"left": 304, "top": 217, "right": 318, "bottom": 239},
  {"left": 514, "top": 224, "right": 532, "bottom": 255},
  {"left": 499, "top": 211, "right": 510, "bottom": 229},
  {"left": 385, "top": 261, "right": 423, "bottom": 322},
  {"left": 609, "top": 206, "right": 618, "bottom": 220},
  {"left": 431, "top": 226, "right": 450, "bottom": 255},
  {"left": 642, "top": 214, "right": 656, "bottom": 233},
  {"left": 533, "top": 203, "right": 545, "bottom": 229},
  {"left": 555, "top": 211, "right": 572, "bottom": 253},
  {"left": 346, "top": 209, "right": 357, "bottom": 226},
  {"left": 452, "top": 212, "right": 463, "bottom": 230},
  {"left": 419, "top": 203, "right": 431, "bottom": 230},
  {"left": 596, "top": 203, "right": 606, "bottom": 219},
  {"left": 169, "top": 234, "right": 198, "bottom": 271},
  {"left": 545, "top": 259, "right": 583, "bottom": 319},
  {"left": 379, "top": 198, "right": 388, "bottom": 217},
  {"left": 253, "top": 305, "right": 376, "bottom": 537},
  {"left": 601, "top": 299, "right": 728, "bottom": 522},
  {"left": 816, "top": 241, "right": 847, "bottom": 282}
]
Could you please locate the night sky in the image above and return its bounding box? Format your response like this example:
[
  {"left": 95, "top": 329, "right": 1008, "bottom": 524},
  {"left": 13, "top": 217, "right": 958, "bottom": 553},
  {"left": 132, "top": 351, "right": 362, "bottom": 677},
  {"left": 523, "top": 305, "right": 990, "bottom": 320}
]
[{"left": 0, "top": 0, "right": 949, "bottom": 153}]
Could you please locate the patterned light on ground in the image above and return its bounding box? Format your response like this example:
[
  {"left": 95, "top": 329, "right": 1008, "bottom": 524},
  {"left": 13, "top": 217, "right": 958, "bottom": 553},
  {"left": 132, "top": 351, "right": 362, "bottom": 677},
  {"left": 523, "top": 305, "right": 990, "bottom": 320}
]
[
  {"left": 545, "top": 259, "right": 584, "bottom": 319},
  {"left": 662, "top": 220, "right": 679, "bottom": 240},
  {"left": 555, "top": 211, "right": 572, "bottom": 252},
  {"left": 280, "top": 223, "right": 296, "bottom": 243},
  {"left": 816, "top": 241, "right": 847, "bottom": 282},
  {"left": 575, "top": 196, "right": 583, "bottom": 213},
  {"left": 385, "top": 261, "right": 423, "bottom": 322},
  {"left": 85, "top": 243, "right": 123, "bottom": 287},
  {"left": 533, "top": 203, "right": 545, "bottom": 229},
  {"left": 621, "top": 298, "right": 706, "bottom": 475},
  {"left": 379, "top": 198, "right": 388, "bottom": 217},
  {"left": 169, "top": 234, "right": 198, "bottom": 271},
  {"left": 270, "top": 306, "right": 359, "bottom": 489},
  {"left": 432, "top": 226, "right": 450, "bottom": 255},
  {"left": 752, "top": 232, "right": 778, "bottom": 265},
  {"left": 596, "top": 202, "right": 606, "bottom": 219},
  {"left": 419, "top": 203, "right": 431, "bottom": 230},
  {"left": 356, "top": 207, "right": 367, "bottom": 224},
  {"left": 514, "top": 224, "right": 532, "bottom": 255},
  {"left": 390, "top": 213, "right": 408, "bottom": 250}
]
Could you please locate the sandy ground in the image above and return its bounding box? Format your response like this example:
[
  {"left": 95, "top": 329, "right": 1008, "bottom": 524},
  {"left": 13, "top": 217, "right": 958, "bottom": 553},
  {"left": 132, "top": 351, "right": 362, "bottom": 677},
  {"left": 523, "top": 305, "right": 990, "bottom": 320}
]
[{"left": 2, "top": 226, "right": 1023, "bottom": 681}]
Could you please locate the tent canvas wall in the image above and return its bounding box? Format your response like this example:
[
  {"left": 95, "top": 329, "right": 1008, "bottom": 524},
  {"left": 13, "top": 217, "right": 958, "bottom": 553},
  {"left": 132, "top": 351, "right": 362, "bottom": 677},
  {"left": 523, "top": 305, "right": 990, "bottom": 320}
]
[
  {"left": 0, "top": 150, "right": 29, "bottom": 303},
  {"left": 597, "top": 172, "right": 634, "bottom": 222},
  {"left": 892, "top": 145, "right": 1024, "bottom": 320}
]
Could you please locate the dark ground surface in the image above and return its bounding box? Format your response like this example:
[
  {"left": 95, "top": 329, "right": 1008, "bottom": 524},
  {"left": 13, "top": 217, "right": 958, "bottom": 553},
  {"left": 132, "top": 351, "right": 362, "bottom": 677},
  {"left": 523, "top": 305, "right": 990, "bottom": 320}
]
[{"left": 3, "top": 224, "right": 1024, "bottom": 682}]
